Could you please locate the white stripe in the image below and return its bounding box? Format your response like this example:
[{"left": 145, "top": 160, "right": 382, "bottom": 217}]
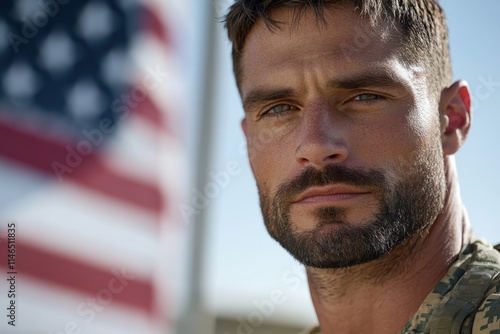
[
  {"left": 1, "top": 171, "right": 159, "bottom": 280},
  {"left": 0, "top": 157, "right": 52, "bottom": 216},
  {"left": 131, "top": 34, "right": 187, "bottom": 121},
  {"left": 101, "top": 115, "right": 161, "bottom": 185},
  {"left": 0, "top": 277, "right": 168, "bottom": 334}
]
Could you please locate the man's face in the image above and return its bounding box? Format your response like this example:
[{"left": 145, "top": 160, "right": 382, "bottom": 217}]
[{"left": 239, "top": 7, "right": 447, "bottom": 269}]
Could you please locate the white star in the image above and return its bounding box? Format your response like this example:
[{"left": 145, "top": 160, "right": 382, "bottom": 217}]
[
  {"left": 2, "top": 62, "right": 40, "bottom": 99},
  {"left": 76, "top": 2, "right": 117, "bottom": 42},
  {"left": 66, "top": 79, "right": 107, "bottom": 120},
  {"left": 101, "top": 48, "right": 132, "bottom": 87},
  {"left": 39, "top": 31, "right": 77, "bottom": 74},
  {"left": 15, "top": 0, "right": 39, "bottom": 19}
]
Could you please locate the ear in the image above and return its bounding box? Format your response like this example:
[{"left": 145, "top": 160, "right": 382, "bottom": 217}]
[{"left": 440, "top": 80, "right": 472, "bottom": 155}]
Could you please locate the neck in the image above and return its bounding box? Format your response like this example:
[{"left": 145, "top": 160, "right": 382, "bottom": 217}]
[{"left": 307, "top": 158, "right": 470, "bottom": 334}]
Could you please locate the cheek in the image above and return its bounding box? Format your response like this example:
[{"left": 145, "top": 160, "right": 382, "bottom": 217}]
[
  {"left": 351, "top": 106, "right": 437, "bottom": 170},
  {"left": 407, "top": 99, "right": 440, "bottom": 141},
  {"left": 246, "top": 128, "right": 294, "bottom": 188}
]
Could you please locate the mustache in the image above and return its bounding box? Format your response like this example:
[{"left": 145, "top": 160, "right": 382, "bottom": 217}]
[{"left": 274, "top": 164, "right": 388, "bottom": 204}]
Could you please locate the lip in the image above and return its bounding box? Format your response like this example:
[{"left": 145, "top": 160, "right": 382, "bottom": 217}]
[{"left": 292, "top": 185, "right": 370, "bottom": 205}]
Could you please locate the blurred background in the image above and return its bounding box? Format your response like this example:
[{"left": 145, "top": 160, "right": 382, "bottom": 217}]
[{"left": 0, "top": 0, "right": 498, "bottom": 334}]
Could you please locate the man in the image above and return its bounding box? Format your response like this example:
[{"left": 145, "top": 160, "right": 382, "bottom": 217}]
[{"left": 223, "top": 0, "right": 500, "bottom": 333}]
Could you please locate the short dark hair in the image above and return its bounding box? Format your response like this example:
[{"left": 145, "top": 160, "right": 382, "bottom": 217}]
[{"left": 223, "top": 0, "right": 452, "bottom": 98}]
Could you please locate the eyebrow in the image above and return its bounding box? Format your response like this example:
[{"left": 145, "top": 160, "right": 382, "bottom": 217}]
[
  {"left": 327, "top": 72, "right": 405, "bottom": 90},
  {"left": 243, "top": 88, "right": 295, "bottom": 112},
  {"left": 242, "top": 72, "right": 406, "bottom": 112}
]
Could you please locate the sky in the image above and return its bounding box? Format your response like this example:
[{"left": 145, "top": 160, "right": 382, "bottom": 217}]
[{"left": 196, "top": 0, "right": 500, "bottom": 327}]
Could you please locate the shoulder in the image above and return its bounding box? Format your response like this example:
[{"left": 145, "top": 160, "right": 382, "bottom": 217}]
[
  {"left": 467, "top": 240, "right": 500, "bottom": 332},
  {"left": 472, "top": 274, "right": 500, "bottom": 333},
  {"left": 415, "top": 238, "right": 500, "bottom": 333}
]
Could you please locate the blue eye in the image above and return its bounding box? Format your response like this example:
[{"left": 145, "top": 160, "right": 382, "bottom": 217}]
[
  {"left": 268, "top": 104, "right": 294, "bottom": 114},
  {"left": 353, "top": 94, "right": 380, "bottom": 101},
  {"left": 260, "top": 104, "right": 297, "bottom": 119}
]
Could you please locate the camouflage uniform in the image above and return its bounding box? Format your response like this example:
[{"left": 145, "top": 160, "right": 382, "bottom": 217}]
[{"left": 303, "top": 239, "right": 500, "bottom": 333}]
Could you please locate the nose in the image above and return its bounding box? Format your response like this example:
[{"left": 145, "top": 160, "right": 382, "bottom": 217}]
[{"left": 295, "top": 104, "right": 348, "bottom": 168}]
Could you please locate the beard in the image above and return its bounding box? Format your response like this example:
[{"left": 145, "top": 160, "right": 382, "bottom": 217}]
[{"left": 258, "top": 145, "right": 447, "bottom": 269}]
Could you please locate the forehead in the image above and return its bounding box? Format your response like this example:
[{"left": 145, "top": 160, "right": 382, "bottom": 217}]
[{"left": 239, "top": 6, "right": 413, "bottom": 96}]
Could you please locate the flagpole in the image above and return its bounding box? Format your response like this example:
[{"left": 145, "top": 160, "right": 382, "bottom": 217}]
[{"left": 176, "top": 0, "right": 218, "bottom": 333}]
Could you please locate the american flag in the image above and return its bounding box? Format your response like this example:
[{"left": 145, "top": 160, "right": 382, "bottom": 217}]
[{"left": 0, "top": 0, "right": 189, "bottom": 333}]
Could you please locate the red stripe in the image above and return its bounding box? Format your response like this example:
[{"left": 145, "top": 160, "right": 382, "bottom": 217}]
[
  {"left": 0, "top": 237, "right": 156, "bottom": 315},
  {"left": 136, "top": 93, "right": 168, "bottom": 131},
  {"left": 133, "top": 85, "right": 182, "bottom": 141},
  {"left": 141, "top": 6, "right": 171, "bottom": 45},
  {"left": 0, "top": 119, "right": 163, "bottom": 215}
]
